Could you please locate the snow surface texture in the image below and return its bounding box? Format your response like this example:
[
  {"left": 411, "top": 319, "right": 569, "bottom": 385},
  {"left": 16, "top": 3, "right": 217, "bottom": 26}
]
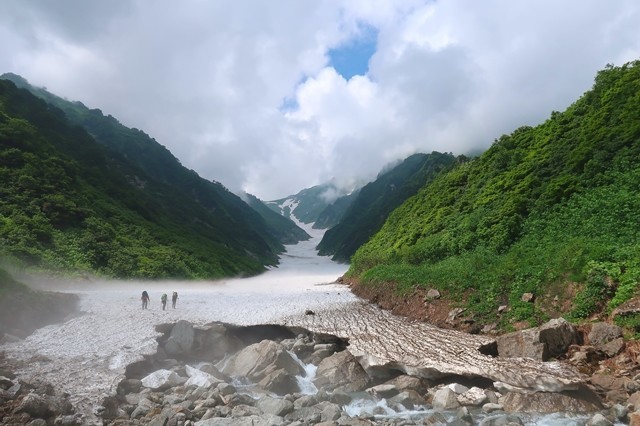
[{"left": 1, "top": 224, "right": 354, "bottom": 419}]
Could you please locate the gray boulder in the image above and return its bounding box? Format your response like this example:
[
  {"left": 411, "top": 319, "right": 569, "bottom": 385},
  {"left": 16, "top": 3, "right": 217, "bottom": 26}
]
[
  {"left": 140, "top": 369, "right": 185, "bottom": 391},
  {"left": 257, "top": 396, "right": 294, "bottom": 417},
  {"left": 432, "top": 387, "right": 460, "bottom": 410},
  {"left": 164, "top": 320, "right": 195, "bottom": 356},
  {"left": 16, "top": 393, "right": 50, "bottom": 418},
  {"left": 588, "top": 323, "right": 623, "bottom": 346},
  {"left": 222, "top": 340, "right": 303, "bottom": 382},
  {"left": 497, "top": 318, "right": 577, "bottom": 361},
  {"left": 313, "top": 350, "right": 370, "bottom": 392},
  {"left": 502, "top": 389, "right": 603, "bottom": 413}
]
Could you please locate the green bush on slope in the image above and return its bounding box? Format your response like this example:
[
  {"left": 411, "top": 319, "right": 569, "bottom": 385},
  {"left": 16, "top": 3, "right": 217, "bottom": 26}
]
[{"left": 349, "top": 61, "right": 640, "bottom": 327}]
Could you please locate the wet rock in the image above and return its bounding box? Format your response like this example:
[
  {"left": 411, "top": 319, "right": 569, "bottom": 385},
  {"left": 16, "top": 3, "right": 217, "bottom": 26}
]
[
  {"left": 387, "top": 390, "right": 425, "bottom": 409},
  {"left": 221, "top": 340, "right": 303, "bottom": 381},
  {"left": 314, "top": 350, "right": 370, "bottom": 392},
  {"left": 257, "top": 367, "right": 299, "bottom": 395},
  {"left": 479, "top": 414, "right": 524, "bottom": 425},
  {"left": 456, "top": 406, "right": 473, "bottom": 424},
  {"left": 366, "top": 383, "right": 399, "bottom": 399},
  {"left": 586, "top": 413, "right": 614, "bottom": 426},
  {"left": 482, "top": 402, "right": 504, "bottom": 412},
  {"left": 502, "top": 388, "right": 603, "bottom": 413},
  {"left": 457, "top": 386, "right": 487, "bottom": 406},
  {"left": 423, "top": 412, "right": 448, "bottom": 424}
]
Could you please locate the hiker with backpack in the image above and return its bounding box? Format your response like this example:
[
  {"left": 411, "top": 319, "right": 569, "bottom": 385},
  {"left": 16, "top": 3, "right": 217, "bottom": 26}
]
[
  {"left": 172, "top": 291, "right": 178, "bottom": 309},
  {"left": 141, "top": 291, "right": 150, "bottom": 309},
  {"left": 161, "top": 293, "right": 168, "bottom": 310}
]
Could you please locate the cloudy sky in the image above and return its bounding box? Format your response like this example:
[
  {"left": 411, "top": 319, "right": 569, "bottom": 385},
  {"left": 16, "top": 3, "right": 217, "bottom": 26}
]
[{"left": 1, "top": 1, "right": 639, "bottom": 200}]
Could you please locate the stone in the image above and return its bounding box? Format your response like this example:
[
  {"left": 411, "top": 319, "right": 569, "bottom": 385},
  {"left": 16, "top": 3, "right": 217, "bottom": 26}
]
[
  {"left": 130, "top": 397, "right": 156, "bottom": 418},
  {"left": 456, "top": 406, "right": 473, "bottom": 424},
  {"left": 448, "top": 383, "right": 469, "bottom": 394},
  {"left": 588, "top": 323, "right": 623, "bottom": 346},
  {"left": 185, "top": 365, "right": 221, "bottom": 388},
  {"left": 140, "top": 369, "right": 185, "bottom": 391},
  {"left": 195, "top": 414, "right": 284, "bottom": 425},
  {"left": 222, "top": 340, "right": 303, "bottom": 382},
  {"left": 447, "top": 308, "right": 466, "bottom": 324},
  {"left": 231, "top": 404, "right": 261, "bottom": 417},
  {"left": 601, "top": 338, "right": 625, "bottom": 358},
  {"left": 426, "top": 289, "right": 441, "bottom": 300},
  {"left": 627, "top": 390, "right": 640, "bottom": 410},
  {"left": 257, "top": 368, "right": 299, "bottom": 395},
  {"left": 630, "top": 412, "right": 640, "bottom": 426},
  {"left": 432, "top": 387, "right": 460, "bottom": 410},
  {"left": 387, "top": 390, "right": 425, "bottom": 409},
  {"left": 366, "top": 384, "right": 399, "bottom": 399},
  {"left": 164, "top": 320, "right": 195, "bottom": 356},
  {"left": 496, "top": 318, "right": 577, "bottom": 361},
  {"left": 313, "top": 350, "right": 370, "bottom": 392},
  {"left": 482, "top": 403, "right": 504, "bottom": 412},
  {"left": 16, "top": 393, "right": 50, "bottom": 418},
  {"left": 498, "top": 305, "right": 508, "bottom": 314},
  {"left": 479, "top": 414, "right": 524, "bottom": 425},
  {"left": 217, "top": 383, "right": 236, "bottom": 396},
  {"left": 521, "top": 293, "right": 535, "bottom": 303},
  {"left": 257, "top": 397, "right": 294, "bottom": 417},
  {"left": 586, "top": 413, "right": 614, "bottom": 426},
  {"left": 457, "top": 386, "right": 487, "bottom": 406},
  {"left": 502, "top": 389, "right": 603, "bottom": 413},
  {"left": 423, "top": 412, "right": 449, "bottom": 425},
  {"left": 383, "top": 374, "right": 427, "bottom": 394},
  {"left": 317, "top": 401, "right": 342, "bottom": 422}
]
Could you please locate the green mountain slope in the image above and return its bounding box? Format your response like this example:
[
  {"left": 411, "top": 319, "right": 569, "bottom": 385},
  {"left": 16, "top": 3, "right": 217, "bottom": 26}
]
[
  {"left": 0, "top": 79, "right": 279, "bottom": 278},
  {"left": 2, "top": 73, "right": 294, "bottom": 255},
  {"left": 243, "top": 193, "right": 310, "bottom": 244},
  {"left": 349, "top": 61, "right": 640, "bottom": 328},
  {"left": 318, "top": 152, "right": 458, "bottom": 263},
  {"left": 312, "top": 189, "right": 360, "bottom": 230}
]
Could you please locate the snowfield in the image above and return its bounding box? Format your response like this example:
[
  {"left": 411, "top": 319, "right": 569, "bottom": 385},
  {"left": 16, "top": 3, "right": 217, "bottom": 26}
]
[{"left": 1, "top": 225, "right": 355, "bottom": 419}]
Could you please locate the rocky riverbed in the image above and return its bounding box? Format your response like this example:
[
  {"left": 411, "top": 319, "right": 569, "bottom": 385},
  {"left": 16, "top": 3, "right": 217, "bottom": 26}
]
[{"left": 1, "top": 226, "right": 639, "bottom": 425}]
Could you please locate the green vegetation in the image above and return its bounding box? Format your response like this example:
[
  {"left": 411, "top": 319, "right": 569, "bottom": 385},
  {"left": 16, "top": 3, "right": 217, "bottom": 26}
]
[
  {"left": 348, "top": 61, "right": 640, "bottom": 328},
  {"left": 243, "top": 193, "right": 310, "bottom": 244},
  {"left": 0, "top": 79, "right": 282, "bottom": 279},
  {"left": 318, "top": 152, "right": 458, "bottom": 262}
]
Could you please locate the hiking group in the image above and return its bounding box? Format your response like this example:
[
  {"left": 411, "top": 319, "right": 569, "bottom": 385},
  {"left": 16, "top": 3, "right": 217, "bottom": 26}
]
[{"left": 141, "top": 291, "right": 178, "bottom": 310}]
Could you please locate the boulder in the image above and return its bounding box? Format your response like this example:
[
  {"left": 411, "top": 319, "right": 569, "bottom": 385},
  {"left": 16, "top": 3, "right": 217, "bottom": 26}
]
[
  {"left": 502, "top": 389, "right": 603, "bottom": 413},
  {"left": 140, "top": 369, "right": 185, "bottom": 391},
  {"left": 387, "top": 390, "right": 425, "bottom": 409},
  {"left": 432, "top": 387, "right": 460, "bottom": 410},
  {"left": 496, "top": 318, "right": 577, "bottom": 361},
  {"left": 588, "top": 323, "right": 623, "bottom": 346},
  {"left": 366, "top": 384, "right": 399, "bottom": 399},
  {"left": 222, "top": 340, "right": 303, "bottom": 382},
  {"left": 426, "top": 289, "right": 441, "bottom": 300},
  {"left": 382, "top": 374, "right": 428, "bottom": 394},
  {"left": 313, "top": 350, "right": 370, "bottom": 393},
  {"left": 457, "top": 386, "right": 488, "bottom": 406},
  {"left": 15, "top": 393, "right": 50, "bottom": 418},
  {"left": 586, "top": 413, "right": 614, "bottom": 426},
  {"left": 164, "top": 320, "right": 195, "bottom": 356},
  {"left": 521, "top": 293, "right": 535, "bottom": 303},
  {"left": 185, "top": 365, "right": 221, "bottom": 388},
  {"left": 479, "top": 414, "right": 524, "bottom": 425},
  {"left": 601, "top": 338, "right": 625, "bottom": 358},
  {"left": 257, "top": 396, "right": 294, "bottom": 417},
  {"left": 257, "top": 368, "right": 299, "bottom": 395}
]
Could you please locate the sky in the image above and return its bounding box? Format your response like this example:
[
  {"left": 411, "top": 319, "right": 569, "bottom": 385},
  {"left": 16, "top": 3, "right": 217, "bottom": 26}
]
[{"left": 0, "top": 1, "right": 639, "bottom": 201}]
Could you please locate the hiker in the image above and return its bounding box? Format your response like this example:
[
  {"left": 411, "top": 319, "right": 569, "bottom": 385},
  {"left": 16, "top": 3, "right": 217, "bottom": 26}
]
[
  {"left": 161, "top": 293, "right": 168, "bottom": 310},
  {"left": 141, "top": 291, "right": 150, "bottom": 309},
  {"left": 172, "top": 291, "right": 178, "bottom": 309}
]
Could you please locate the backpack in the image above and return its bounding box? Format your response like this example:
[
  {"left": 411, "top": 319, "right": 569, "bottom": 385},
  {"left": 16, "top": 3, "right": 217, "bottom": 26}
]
[{"left": 161, "top": 294, "right": 167, "bottom": 302}]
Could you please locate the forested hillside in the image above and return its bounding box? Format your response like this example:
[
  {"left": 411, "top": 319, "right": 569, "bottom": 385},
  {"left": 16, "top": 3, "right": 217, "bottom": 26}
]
[
  {"left": 2, "top": 73, "right": 307, "bottom": 255},
  {"left": 243, "top": 193, "right": 310, "bottom": 244},
  {"left": 348, "top": 61, "right": 640, "bottom": 329},
  {"left": 317, "top": 152, "right": 458, "bottom": 263},
  {"left": 0, "top": 79, "right": 283, "bottom": 278}
]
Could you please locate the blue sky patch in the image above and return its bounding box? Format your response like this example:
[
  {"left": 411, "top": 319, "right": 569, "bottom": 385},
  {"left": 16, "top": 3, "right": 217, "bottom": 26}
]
[{"left": 328, "top": 24, "right": 378, "bottom": 80}]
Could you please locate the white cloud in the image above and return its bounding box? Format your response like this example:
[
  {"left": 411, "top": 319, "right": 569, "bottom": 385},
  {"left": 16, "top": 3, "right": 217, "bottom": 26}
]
[{"left": 0, "top": 0, "right": 639, "bottom": 200}]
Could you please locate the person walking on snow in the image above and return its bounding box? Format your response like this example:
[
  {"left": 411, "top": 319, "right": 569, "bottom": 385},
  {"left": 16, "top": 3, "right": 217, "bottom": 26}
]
[
  {"left": 161, "top": 293, "right": 168, "bottom": 310},
  {"left": 141, "top": 291, "right": 150, "bottom": 309},
  {"left": 172, "top": 291, "right": 178, "bottom": 309}
]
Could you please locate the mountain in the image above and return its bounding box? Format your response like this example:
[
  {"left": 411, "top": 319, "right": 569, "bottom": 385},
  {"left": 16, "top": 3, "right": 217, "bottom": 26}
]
[
  {"left": 1, "top": 73, "right": 307, "bottom": 253},
  {"left": 267, "top": 181, "right": 356, "bottom": 224},
  {"left": 317, "top": 152, "right": 458, "bottom": 262},
  {"left": 348, "top": 61, "right": 640, "bottom": 328},
  {"left": 312, "top": 189, "right": 360, "bottom": 230},
  {"left": 0, "top": 78, "right": 282, "bottom": 278},
  {"left": 243, "top": 193, "right": 310, "bottom": 244}
]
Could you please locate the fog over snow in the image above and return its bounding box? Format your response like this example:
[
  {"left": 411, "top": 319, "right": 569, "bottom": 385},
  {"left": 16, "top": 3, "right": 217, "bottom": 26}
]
[{"left": 0, "top": 1, "right": 639, "bottom": 199}]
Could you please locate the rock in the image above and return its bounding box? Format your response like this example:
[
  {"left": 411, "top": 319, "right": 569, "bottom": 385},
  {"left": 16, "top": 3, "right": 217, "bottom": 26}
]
[
  {"left": 497, "top": 305, "right": 508, "bottom": 314},
  {"left": 586, "top": 413, "right": 614, "bottom": 426},
  {"left": 521, "top": 293, "right": 535, "bottom": 303},
  {"left": 447, "top": 308, "right": 466, "bottom": 324},
  {"left": 222, "top": 340, "right": 303, "bottom": 382},
  {"left": 130, "top": 397, "right": 156, "bottom": 418},
  {"left": 217, "top": 383, "right": 236, "bottom": 396},
  {"left": 366, "top": 384, "right": 399, "bottom": 399},
  {"left": 140, "top": 369, "right": 185, "bottom": 391},
  {"left": 257, "top": 396, "right": 294, "bottom": 417},
  {"left": 496, "top": 318, "right": 577, "bottom": 361},
  {"left": 482, "top": 403, "right": 504, "bottom": 412},
  {"left": 630, "top": 412, "right": 640, "bottom": 426},
  {"left": 231, "top": 404, "right": 261, "bottom": 417},
  {"left": 601, "top": 338, "right": 625, "bottom": 357},
  {"left": 313, "top": 350, "right": 370, "bottom": 392},
  {"left": 257, "top": 368, "right": 299, "bottom": 395},
  {"left": 317, "top": 401, "right": 342, "bottom": 422},
  {"left": 16, "top": 393, "right": 50, "bottom": 418},
  {"left": 479, "top": 414, "right": 524, "bottom": 425},
  {"left": 502, "top": 389, "right": 602, "bottom": 413},
  {"left": 164, "top": 320, "right": 195, "bottom": 356},
  {"left": 588, "top": 323, "right": 623, "bottom": 346},
  {"left": 116, "top": 379, "right": 142, "bottom": 396},
  {"left": 457, "top": 386, "right": 487, "bottom": 406},
  {"left": 432, "top": 387, "right": 460, "bottom": 410},
  {"left": 426, "top": 289, "right": 441, "bottom": 300},
  {"left": 195, "top": 414, "right": 284, "bottom": 425},
  {"left": 423, "top": 412, "right": 449, "bottom": 425},
  {"left": 387, "top": 390, "right": 425, "bottom": 410},
  {"left": 456, "top": 406, "right": 473, "bottom": 424},
  {"left": 383, "top": 374, "right": 428, "bottom": 394},
  {"left": 305, "top": 310, "right": 315, "bottom": 316},
  {"left": 627, "top": 390, "right": 640, "bottom": 410},
  {"left": 610, "top": 403, "right": 628, "bottom": 422},
  {"left": 185, "top": 365, "right": 221, "bottom": 388}
]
